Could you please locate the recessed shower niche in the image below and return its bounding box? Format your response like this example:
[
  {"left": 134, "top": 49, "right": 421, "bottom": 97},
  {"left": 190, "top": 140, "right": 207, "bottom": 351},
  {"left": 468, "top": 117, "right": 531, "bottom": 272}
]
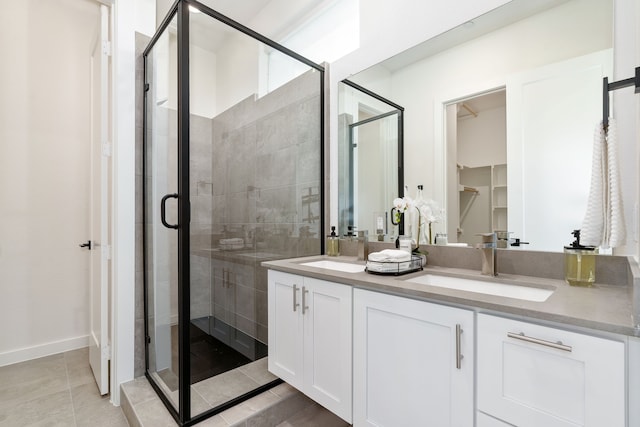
[{"left": 142, "top": 1, "right": 325, "bottom": 424}]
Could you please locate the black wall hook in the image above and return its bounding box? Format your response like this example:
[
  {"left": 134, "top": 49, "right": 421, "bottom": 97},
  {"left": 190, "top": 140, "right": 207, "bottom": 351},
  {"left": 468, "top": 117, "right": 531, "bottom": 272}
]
[{"left": 602, "top": 66, "right": 640, "bottom": 130}]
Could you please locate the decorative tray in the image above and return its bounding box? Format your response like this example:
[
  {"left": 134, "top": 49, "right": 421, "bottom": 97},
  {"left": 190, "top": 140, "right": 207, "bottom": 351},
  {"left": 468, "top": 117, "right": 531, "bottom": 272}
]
[{"left": 365, "top": 254, "right": 424, "bottom": 276}]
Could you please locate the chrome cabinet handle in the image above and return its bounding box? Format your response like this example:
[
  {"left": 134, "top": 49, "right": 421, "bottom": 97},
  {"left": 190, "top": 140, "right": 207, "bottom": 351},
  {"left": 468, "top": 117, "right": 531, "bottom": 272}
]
[
  {"left": 293, "top": 284, "right": 299, "bottom": 312},
  {"left": 223, "top": 270, "right": 234, "bottom": 288},
  {"left": 456, "top": 324, "right": 463, "bottom": 369},
  {"left": 507, "top": 331, "right": 572, "bottom": 352},
  {"left": 302, "top": 286, "right": 309, "bottom": 315}
]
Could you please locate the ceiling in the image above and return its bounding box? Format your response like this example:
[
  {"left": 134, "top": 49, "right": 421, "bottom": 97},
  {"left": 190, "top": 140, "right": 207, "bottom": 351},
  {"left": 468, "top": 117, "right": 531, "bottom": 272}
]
[
  {"left": 197, "top": 0, "right": 271, "bottom": 23},
  {"left": 167, "top": 0, "right": 325, "bottom": 53},
  {"left": 380, "top": 0, "right": 569, "bottom": 73}
]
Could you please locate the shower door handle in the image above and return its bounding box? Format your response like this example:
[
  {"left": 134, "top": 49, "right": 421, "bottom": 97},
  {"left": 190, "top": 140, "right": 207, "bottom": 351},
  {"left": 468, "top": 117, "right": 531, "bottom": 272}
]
[{"left": 160, "top": 193, "right": 179, "bottom": 229}]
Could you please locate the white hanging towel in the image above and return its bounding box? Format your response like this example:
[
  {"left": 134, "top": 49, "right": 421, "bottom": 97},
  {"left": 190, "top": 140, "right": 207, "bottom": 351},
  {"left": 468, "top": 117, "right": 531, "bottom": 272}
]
[
  {"left": 606, "top": 119, "right": 625, "bottom": 247},
  {"left": 580, "top": 122, "right": 605, "bottom": 246},
  {"left": 581, "top": 118, "right": 625, "bottom": 248}
]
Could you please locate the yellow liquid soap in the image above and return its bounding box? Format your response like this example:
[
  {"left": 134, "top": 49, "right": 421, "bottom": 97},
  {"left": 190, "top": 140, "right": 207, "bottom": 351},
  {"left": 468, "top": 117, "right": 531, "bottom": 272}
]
[
  {"left": 327, "top": 226, "right": 340, "bottom": 256},
  {"left": 564, "top": 249, "right": 596, "bottom": 287},
  {"left": 327, "top": 237, "right": 340, "bottom": 256}
]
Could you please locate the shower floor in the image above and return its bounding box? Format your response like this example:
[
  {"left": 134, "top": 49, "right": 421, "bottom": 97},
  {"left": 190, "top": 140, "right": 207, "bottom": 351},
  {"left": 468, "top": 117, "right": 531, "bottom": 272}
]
[
  {"left": 190, "top": 322, "right": 251, "bottom": 384},
  {"left": 159, "top": 320, "right": 268, "bottom": 390},
  {"left": 151, "top": 320, "right": 277, "bottom": 418}
]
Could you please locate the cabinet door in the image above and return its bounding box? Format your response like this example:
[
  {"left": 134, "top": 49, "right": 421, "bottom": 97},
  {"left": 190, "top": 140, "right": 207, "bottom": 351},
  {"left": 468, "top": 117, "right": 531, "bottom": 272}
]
[
  {"left": 268, "top": 271, "right": 303, "bottom": 389},
  {"left": 210, "top": 259, "right": 232, "bottom": 344},
  {"left": 225, "top": 262, "right": 261, "bottom": 360},
  {"left": 478, "top": 314, "right": 625, "bottom": 427},
  {"left": 303, "top": 277, "right": 352, "bottom": 423},
  {"left": 353, "top": 288, "right": 474, "bottom": 427},
  {"left": 477, "top": 412, "right": 513, "bottom": 427}
]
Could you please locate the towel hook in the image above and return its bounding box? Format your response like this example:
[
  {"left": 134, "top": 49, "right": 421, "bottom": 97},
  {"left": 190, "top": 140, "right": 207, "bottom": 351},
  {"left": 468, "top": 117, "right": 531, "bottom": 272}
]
[{"left": 603, "top": 66, "right": 640, "bottom": 131}]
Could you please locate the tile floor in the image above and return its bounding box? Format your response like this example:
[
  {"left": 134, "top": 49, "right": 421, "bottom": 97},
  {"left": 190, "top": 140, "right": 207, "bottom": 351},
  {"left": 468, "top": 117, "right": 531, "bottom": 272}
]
[
  {"left": 0, "top": 347, "right": 128, "bottom": 427},
  {"left": 121, "top": 376, "right": 350, "bottom": 427},
  {"left": 0, "top": 348, "right": 349, "bottom": 427}
]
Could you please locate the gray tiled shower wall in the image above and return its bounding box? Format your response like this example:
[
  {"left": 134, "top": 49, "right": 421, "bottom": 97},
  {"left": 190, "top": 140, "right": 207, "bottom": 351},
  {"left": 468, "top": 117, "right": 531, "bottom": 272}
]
[
  {"left": 190, "top": 68, "right": 322, "bottom": 346},
  {"left": 135, "top": 33, "right": 323, "bottom": 376}
]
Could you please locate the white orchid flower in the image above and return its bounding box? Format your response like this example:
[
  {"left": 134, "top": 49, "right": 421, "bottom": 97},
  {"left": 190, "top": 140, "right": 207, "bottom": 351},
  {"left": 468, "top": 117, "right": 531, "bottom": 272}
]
[
  {"left": 419, "top": 199, "right": 442, "bottom": 224},
  {"left": 393, "top": 197, "right": 407, "bottom": 211}
]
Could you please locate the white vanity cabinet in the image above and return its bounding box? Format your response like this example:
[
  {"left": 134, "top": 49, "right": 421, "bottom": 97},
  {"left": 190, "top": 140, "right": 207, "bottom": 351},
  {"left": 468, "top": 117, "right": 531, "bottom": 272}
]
[
  {"left": 353, "top": 288, "right": 474, "bottom": 427},
  {"left": 477, "top": 313, "right": 625, "bottom": 427},
  {"left": 267, "top": 270, "right": 352, "bottom": 422},
  {"left": 476, "top": 412, "right": 512, "bottom": 427}
]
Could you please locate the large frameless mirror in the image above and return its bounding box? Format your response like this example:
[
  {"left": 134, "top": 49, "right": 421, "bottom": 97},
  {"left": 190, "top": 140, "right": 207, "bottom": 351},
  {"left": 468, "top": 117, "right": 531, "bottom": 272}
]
[{"left": 346, "top": 0, "right": 612, "bottom": 251}]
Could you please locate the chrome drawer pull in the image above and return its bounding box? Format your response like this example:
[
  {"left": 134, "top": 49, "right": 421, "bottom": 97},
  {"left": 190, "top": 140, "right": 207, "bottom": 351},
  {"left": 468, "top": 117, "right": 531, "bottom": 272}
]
[
  {"left": 302, "top": 286, "right": 309, "bottom": 315},
  {"left": 456, "top": 324, "right": 463, "bottom": 369},
  {"left": 507, "top": 331, "right": 572, "bottom": 352},
  {"left": 293, "top": 284, "right": 300, "bottom": 312}
]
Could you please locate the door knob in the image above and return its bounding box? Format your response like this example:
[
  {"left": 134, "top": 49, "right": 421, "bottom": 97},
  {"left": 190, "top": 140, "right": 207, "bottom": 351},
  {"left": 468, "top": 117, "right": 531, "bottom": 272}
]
[{"left": 79, "top": 240, "right": 92, "bottom": 250}]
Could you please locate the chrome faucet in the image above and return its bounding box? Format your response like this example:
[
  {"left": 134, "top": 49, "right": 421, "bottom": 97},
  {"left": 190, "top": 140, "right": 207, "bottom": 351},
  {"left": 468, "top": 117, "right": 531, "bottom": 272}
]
[
  {"left": 475, "top": 232, "right": 497, "bottom": 276},
  {"left": 357, "top": 230, "right": 369, "bottom": 261}
]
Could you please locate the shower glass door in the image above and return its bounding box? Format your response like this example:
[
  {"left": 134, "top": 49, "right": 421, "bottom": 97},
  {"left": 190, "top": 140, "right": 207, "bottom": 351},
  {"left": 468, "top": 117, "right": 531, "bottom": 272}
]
[
  {"left": 144, "top": 1, "right": 324, "bottom": 423},
  {"left": 186, "top": 6, "right": 323, "bottom": 418},
  {"left": 144, "top": 14, "right": 180, "bottom": 411}
]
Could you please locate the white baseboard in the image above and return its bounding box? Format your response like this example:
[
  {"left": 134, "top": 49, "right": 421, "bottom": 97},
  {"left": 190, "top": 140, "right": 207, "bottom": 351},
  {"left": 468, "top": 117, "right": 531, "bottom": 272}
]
[{"left": 0, "top": 335, "right": 90, "bottom": 367}]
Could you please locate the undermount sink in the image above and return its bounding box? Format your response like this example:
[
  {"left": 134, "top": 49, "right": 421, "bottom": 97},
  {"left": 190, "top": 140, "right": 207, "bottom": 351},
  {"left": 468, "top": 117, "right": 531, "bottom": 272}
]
[
  {"left": 300, "top": 260, "right": 365, "bottom": 273},
  {"left": 405, "top": 274, "right": 554, "bottom": 302}
]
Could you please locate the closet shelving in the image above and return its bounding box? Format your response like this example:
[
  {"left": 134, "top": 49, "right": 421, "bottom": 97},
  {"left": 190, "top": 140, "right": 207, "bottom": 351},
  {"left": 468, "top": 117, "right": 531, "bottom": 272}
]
[{"left": 491, "top": 164, "right": 508, "bottom": 231}]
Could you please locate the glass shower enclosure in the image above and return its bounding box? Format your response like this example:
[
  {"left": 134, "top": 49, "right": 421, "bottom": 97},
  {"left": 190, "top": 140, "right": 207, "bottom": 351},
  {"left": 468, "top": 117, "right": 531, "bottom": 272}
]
[{"left": 143, "top": 1, "right": 324, "bottom": 424}]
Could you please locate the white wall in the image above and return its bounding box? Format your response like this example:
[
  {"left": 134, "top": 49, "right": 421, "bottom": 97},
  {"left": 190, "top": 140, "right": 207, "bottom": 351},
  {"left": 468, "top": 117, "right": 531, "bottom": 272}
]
[
  {"left": 457, "top": 106, "right": 507, "bottom": 168},
  {"left": 111, "top": 0, "right": 156, "bottom": 405},
  {"left": 191, "top": 45, "right": 217, "bottom": 117},
  {"left": 392, "top": 0, "right": 611, "bottom": 204},
  {"left": 215, "top": 33, "right": 260, "bottom": 115},
  {"left": 0, "top": 0, "right": 101, "bottom": 365}
]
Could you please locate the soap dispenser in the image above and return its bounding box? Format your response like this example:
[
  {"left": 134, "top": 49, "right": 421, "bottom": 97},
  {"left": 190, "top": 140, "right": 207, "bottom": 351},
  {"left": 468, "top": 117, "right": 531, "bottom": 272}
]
[
  {"left": 327, "top": 226, "right": 340, "bottom": 257},
  {"left": 564, "top": 229, "right": 597, "bottom": 287}
]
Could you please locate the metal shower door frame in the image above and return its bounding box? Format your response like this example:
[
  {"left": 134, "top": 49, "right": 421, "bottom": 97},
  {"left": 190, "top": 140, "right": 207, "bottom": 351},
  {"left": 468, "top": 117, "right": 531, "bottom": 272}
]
[{"left": 142, "top": 1, "right": 325, "bottom": 425}]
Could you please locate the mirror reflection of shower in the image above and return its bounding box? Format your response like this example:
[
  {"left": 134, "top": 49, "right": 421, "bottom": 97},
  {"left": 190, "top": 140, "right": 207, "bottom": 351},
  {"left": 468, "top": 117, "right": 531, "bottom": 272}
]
[
  {"left": 446, "top": 90, "right": 506, "bottom": 246},
  {"left": 338, "top": 80, "right": 404, "bottom": 240}
]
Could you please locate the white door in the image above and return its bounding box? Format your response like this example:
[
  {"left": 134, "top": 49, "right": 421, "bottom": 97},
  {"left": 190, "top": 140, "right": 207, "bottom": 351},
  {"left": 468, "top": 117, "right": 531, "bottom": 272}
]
[
  {"left": 353, "top": 288, "right": 474, "bottom": 427},
  {"left": 506, "top": 49, "right": 612, "bottom": 251},
  {"left": 88, "top": 4, "right": 111, "bottom": 395}
]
